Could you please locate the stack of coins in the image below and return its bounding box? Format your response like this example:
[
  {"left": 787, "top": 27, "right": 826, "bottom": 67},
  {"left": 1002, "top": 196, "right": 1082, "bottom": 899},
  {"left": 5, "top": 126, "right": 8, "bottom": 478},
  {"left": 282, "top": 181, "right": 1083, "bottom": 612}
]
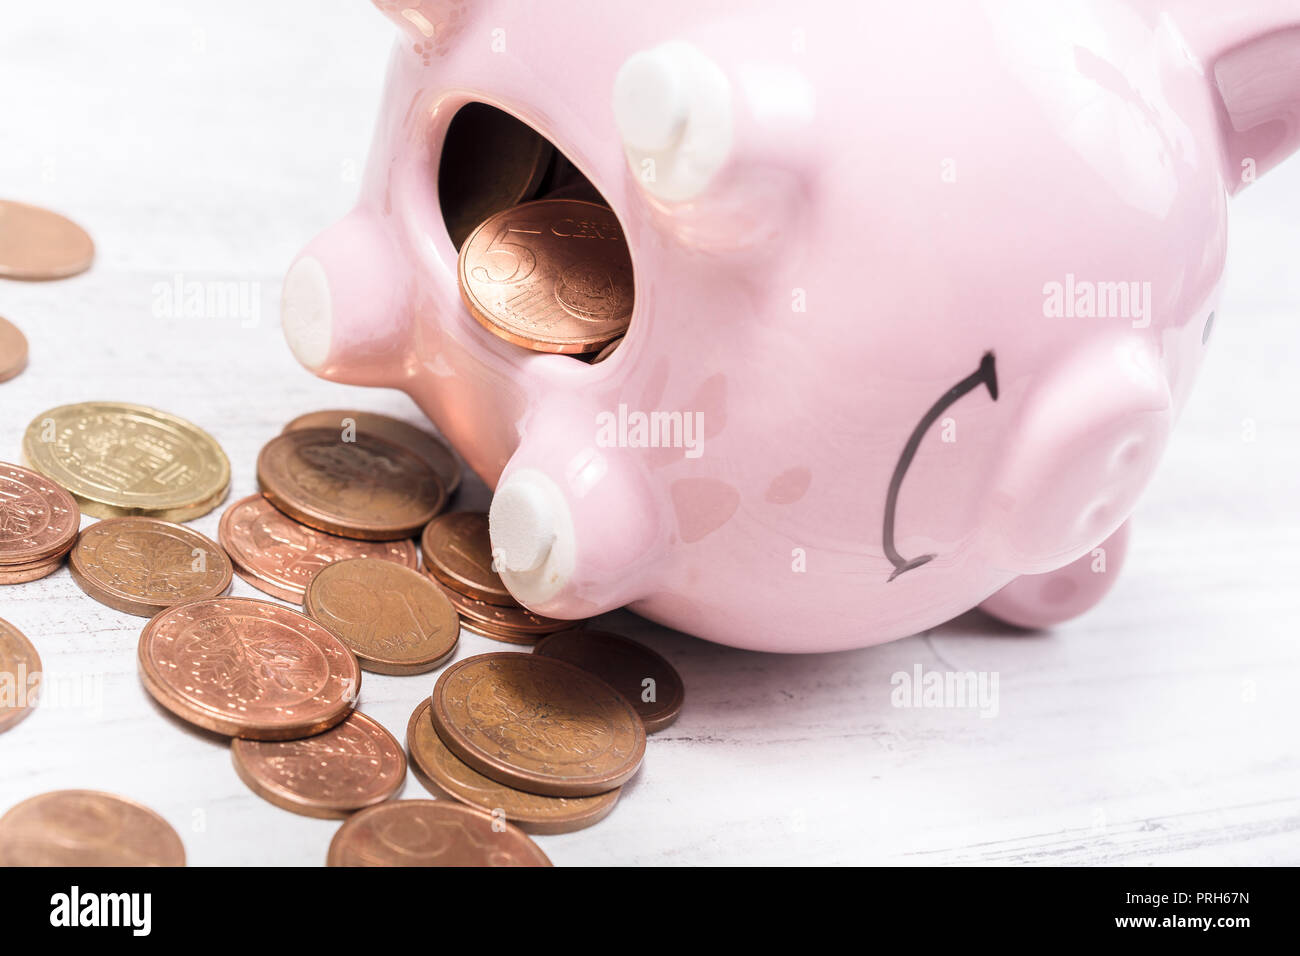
[
  {"left": 420, "top": 510, "right": 572, "bottom": 644},
  {"left": 0, "top": 463, "right": 80, "bottom": 584}
]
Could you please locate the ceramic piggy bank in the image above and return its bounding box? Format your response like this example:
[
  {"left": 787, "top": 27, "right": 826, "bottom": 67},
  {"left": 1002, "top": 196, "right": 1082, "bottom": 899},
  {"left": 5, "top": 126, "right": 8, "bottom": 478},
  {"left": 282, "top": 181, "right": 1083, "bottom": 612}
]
[{"left": 280, "top": 0, "right": 1300, "bottom": 652}]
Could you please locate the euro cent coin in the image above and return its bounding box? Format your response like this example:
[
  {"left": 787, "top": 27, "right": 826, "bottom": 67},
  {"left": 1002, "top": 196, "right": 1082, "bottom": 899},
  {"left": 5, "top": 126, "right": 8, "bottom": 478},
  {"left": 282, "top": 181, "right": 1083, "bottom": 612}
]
[
  {"left": 0, "top": 462, "right": 80, "bottom": 566},
  {"left": 431, "top": 652, "right": 645, "bottom": 797},
  {"left": 218, "top": 493, "right": 418, "bottom": 602},
  {"left": 0, "top": 617, "right": 41, "bottom": 733},
  {"left": 0, "top": 790, "right": 184, "bottom": 866},
  {"left": 420, "top": 510, "right": 513, "bottom": 604},
  {"left": 0, "top": 200, "right": 95, "bottom": 280},
  {"left": 21, "top": 402, "right": 230, "bottom": 521},
  {"left": 231, "top": 710, "right": 406, "bottom": 819},
  {"left": 406, "top": 697, "right": 618, "bottom": 834},
  {"left": 282, "top": 409, "right": 462, "bottom": 495},
  {"left": 138, "top": 597, "right": 361, "bottom": 740},
  {"left": 534, "top": 629, "right": 685, "bottom": 732},
  {"left": 304, "top": 558, "right": 459, "bottom": 675},
  {"left": 69, "top": 517, "right": 233, "bottom": 617},
  {"left": 257, "top": 428, "right": 446, "bottom": 540},
  {"left": 326, "top": 799, "right": 551, "bottom": 867},
  {"left": 458, "top": 199, "right": 633, "bottom": 354},
  {"left": 0, "top": 316, "right": 28, "bottom": 382}
]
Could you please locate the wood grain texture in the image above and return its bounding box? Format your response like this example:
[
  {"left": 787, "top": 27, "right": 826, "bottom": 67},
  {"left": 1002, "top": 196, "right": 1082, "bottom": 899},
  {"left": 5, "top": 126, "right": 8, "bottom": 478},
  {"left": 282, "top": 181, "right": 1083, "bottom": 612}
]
[{"left": 1, "top": 1, "right": 1298, "bottom": 866}]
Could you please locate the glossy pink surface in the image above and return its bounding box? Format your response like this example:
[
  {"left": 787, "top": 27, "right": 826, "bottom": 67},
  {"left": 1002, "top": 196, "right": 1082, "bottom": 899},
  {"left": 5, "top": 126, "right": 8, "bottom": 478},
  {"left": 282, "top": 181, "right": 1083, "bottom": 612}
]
[{"left": 284, "top": 1, "right": 1300, "bottom": 651}]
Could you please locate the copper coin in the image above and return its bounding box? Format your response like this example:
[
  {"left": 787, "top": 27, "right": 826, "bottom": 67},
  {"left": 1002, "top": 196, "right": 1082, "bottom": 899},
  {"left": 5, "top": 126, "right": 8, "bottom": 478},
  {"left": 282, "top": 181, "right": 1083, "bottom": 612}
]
[
  {"left": 534, "top": 629, "right": 684, "bottom": 733},
  {"left": 69, "top": 517, "right": 232, "bottom": 617},
  {"left": 327, "top": 799, "right": 551, "bottom": 867},
  {"left": 304, "top": 558, "right": 459, "bottom": 675},
  {"left": 407, "top": 697, "right": 618, "bottom": 834},
  {"left": 232, "top": 710, "right": 406, "bottom": 819},
  {"left": 439, "top": 102, "right": 553, "bottom": 250},
  {"left": 219, "top": 494, "right": 418, "bottom": 602},
  {"left": 258, "top": 428, "right": 446, "bottom": 540},
  {"left": 432, "top": 652, "right": 645, "bottom": 797},
  {"left": 0, "top": 200, "right": 94, "bottom": 280},
  {"left": 0, "top": 617, "right": 41, "bottom": 733},
  {"left": 0, "top": 790, "right": 184, "bottom": 866},
  {"left": 138, "top": 597, "right": 361, "bottom": 740},
  {"left": 421, "top": 511, "right": 512, "bottom": 604},
  {"left": 0, "top": 316, "right": 28, "bottom": 383},
  {"left": 442, "top": 584, "right": 571, "bottom": 641},
  {"left": 459, "top": 199, "right": 634, "bottom": 354},
  {"left": 0, "top": 462, "right": 80, "bottom": 566},
  {"left": 283, "top": 410, "right": 462, "bottom": 495},
  {"left": 588, "top": 335, "right": 623, "bottom": 364},
  {"left": 0, "top": 554, "right": 67, "bottom": 584}
]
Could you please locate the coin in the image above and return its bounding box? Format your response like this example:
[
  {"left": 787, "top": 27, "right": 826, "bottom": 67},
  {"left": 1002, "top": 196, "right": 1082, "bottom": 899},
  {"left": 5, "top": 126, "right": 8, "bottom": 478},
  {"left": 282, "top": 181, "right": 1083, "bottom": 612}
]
[
  {"left": 0, "top": 790, "right": 184, "bottom": 866},
  {"left": 406, "top": 698, "right": 618, "bottom": 834},
  {"left": 459, "top": 199, "right": 634, "bottom": 354},
  {"left": 589, "top": 335, "right": 623, "bottom": 364},
  {"left": 138, "top": 597, "right": 361, "bottom": 740},
  {"left": 0, "top": 617, "right": 41, "bottom": 733},
  {"left": 432, "top": 652, "right": 645, "bottom": 797},
  {"left": 326, "top": 799, "right": 551, "bottom": 867},
  {"left": 441, "top": 584, "right": 571, "bottom": 644},
  {"left": 421, "top": 511, "right": 512, "bottom": 604},
  {"left": 439, "top": 102, "right": 553, "bottom": 250},
  {"left": 304, "top": 558, "right": 459, "bottom": 675},
  {"left": 258, "top": 428, "right": 446, "bottom": 540},
  {"left": 22, "top": 402, "right": 230, "bottom": 521},
  {"left": 0, "top": 555, "right": 67, "bottom": 584},
  {"left": 69, "top": 517, "right": 232, "bottom": 616},
  {"left": 534, "top": 629, "right": 684, "bottom": 732},
  {"left": 219, "top": 494, "right": 418, "bottom": 602},
  {"left": 0, "top": 200, "right": 95, "bottom": 280},
  {"left": 232, "top": 710, "right": 406, "bottom": 819},
  {"left": 0, "top": 462, "right": 80, "bottom": 565},
  {"left": 0, "top": 316, "right": 28, "bottom": 383},
  {"left": 283, "top": 410, "right": 462, "bottom": 495}
]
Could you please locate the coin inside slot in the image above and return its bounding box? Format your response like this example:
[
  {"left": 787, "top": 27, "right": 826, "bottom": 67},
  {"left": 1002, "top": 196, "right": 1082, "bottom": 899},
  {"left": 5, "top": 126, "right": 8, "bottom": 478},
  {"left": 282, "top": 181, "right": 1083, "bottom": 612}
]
[{"left": 437, "top": 102, "right": 630, "bottom": 363}]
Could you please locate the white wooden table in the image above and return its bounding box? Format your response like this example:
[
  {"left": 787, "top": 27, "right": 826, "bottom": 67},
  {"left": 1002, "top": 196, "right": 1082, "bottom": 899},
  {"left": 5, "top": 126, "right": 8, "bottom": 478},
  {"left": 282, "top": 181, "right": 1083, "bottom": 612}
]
[{"left": 2, "top": 0, "right": 1298, "bottom": 866}]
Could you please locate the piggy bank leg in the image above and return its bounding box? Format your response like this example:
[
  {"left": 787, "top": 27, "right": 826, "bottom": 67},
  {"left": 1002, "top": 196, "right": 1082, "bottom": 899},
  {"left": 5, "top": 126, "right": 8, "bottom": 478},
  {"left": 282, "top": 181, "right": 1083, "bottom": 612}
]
[{"left": 979, "top": 520, "right": 1130, "bottom": 630}]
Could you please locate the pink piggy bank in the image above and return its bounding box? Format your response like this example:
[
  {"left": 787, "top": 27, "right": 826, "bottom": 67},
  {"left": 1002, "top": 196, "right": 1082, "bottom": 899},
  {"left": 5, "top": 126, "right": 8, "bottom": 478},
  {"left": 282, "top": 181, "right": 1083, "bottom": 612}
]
[{"left": 281, "top": 0, "right": 1300, "bottom": 652}]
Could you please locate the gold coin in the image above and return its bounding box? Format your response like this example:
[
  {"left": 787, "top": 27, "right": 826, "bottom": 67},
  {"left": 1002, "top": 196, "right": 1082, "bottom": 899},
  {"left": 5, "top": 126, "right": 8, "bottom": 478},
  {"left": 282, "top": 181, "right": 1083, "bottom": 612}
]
[
  {"left": 282, "top": 409, "right": 462, "bottom": 495},
  {"left": 0, "top": 200, "right": 95, "bottom": 280},
  {"left": 0, "top": 617, "right": 41, "bottom": 733},
  {"left": 421, "top": 511, "right": 513, "bottom": 604},
  {"left": 0, "top": 316, "right": 28, "bottom": 383},
  {"left": 232, "top": 711, "right": 407, "bottom": 819},
  {"left": 22, "top": 402, "right": 230, "bottom": 521},
  {"left": 458, "top": 199, "right": 634, "bottom": 354},
  {"left": 68, "top": 517, "right": 233, "bottom": 617},
  {"left": 0, "top": 790, "right": 184, "bottom": 866},
  {"left": 406, "top": 697, "right": 618, "bottom": 834},
  {"left": 304, "top": 558, "right": 459, "bottom": 675},
  {"left": 327, "top": 799, "right": 551, "bottom": 867},
  {"left": 258, "top": 428, "right": 446, "bottom": 540}
]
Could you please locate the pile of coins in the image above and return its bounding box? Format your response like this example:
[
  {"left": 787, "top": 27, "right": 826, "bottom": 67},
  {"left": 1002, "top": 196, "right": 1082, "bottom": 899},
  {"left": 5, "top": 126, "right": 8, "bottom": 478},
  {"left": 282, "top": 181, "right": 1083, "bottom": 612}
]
[{"left": 0, "top": 463, "right": 80, "bottom": 584}]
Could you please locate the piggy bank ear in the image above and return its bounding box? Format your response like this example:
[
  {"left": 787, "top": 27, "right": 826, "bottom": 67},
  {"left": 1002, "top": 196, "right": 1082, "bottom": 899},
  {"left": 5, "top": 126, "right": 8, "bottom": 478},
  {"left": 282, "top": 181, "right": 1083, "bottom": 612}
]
[
  {"left": 371, "top": 1, "right": 468, "bottom": 53},
  {"left": 987, "top": 339, "right": 1171, "bottom": 576}
]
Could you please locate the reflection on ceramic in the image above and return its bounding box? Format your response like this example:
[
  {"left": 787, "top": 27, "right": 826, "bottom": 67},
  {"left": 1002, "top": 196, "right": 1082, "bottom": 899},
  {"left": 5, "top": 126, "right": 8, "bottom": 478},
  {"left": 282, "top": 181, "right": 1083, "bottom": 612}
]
[{"left": 282, "top": 1, "right": 1300, "bottom": 651}]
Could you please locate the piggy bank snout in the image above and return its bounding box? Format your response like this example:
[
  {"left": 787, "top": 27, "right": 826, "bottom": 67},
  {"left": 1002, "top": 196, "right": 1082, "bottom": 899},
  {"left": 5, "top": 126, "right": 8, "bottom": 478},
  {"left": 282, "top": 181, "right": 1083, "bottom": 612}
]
[{"left": 989, "top": 340, "right": 1172, "bottom": 576}]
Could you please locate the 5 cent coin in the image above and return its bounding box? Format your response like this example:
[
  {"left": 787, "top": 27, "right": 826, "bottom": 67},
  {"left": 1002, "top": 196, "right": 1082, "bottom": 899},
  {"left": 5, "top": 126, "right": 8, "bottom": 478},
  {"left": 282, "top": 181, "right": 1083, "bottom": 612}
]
[
  {"left": 304, "top": 558, "right": 459, "bottom": 675},
  {"left": 232, "top": 710, "right": 406, "bottom": 819},
  {"left": 138, "top": 597, "right": 361, "bottom": 740},
  {"left": 258, "top": 428, "right": 446, "bottom": 540},
  {"left": 327, "top": 799, "right": 551, "bottom": 867},
  {"left": 407, "top": 697, "right": 618, "bottom": 834},
  {"left": 432, "top": 652, "right": 645, "bottom": 797},
  {"left": 69, "top": 517, "right": 232, "bottom": 616},
  {"left": 0, "top": 790, "right": 184, "bottom": 866}
]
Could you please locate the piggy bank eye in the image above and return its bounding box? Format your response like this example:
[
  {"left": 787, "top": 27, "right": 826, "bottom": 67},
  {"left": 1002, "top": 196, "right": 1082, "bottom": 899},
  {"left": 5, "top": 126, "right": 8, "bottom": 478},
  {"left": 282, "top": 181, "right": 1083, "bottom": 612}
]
[{"left": 435, "top": 103, "right": 632, "bottom": 365}]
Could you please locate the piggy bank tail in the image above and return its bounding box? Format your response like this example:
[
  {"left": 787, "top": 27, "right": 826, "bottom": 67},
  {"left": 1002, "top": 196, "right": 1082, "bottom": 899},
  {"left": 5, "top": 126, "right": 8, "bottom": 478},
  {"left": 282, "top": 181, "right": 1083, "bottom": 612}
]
[{"left": 1176, "top": 2, "right": 1300, "bottom": 191}]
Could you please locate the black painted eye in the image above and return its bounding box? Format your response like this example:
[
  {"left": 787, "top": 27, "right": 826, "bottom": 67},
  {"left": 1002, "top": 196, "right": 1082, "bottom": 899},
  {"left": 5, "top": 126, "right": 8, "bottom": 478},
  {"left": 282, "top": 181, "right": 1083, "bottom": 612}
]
[{"left": 1202, "top": 311, "right": 1215, "bottom": 344}]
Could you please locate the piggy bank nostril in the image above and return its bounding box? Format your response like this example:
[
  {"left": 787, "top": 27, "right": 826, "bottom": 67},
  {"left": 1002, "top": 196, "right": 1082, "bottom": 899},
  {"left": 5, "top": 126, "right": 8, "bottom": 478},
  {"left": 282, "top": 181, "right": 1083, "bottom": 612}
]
[
  {"left": 614, "top": 51, "right": 689, "bottom": 152},
  {"left": 490, "top": 475, "right": 559, "bottom": 573},
  {"left": 281, "top": 256, "right": 333, "bottom": 371}
]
